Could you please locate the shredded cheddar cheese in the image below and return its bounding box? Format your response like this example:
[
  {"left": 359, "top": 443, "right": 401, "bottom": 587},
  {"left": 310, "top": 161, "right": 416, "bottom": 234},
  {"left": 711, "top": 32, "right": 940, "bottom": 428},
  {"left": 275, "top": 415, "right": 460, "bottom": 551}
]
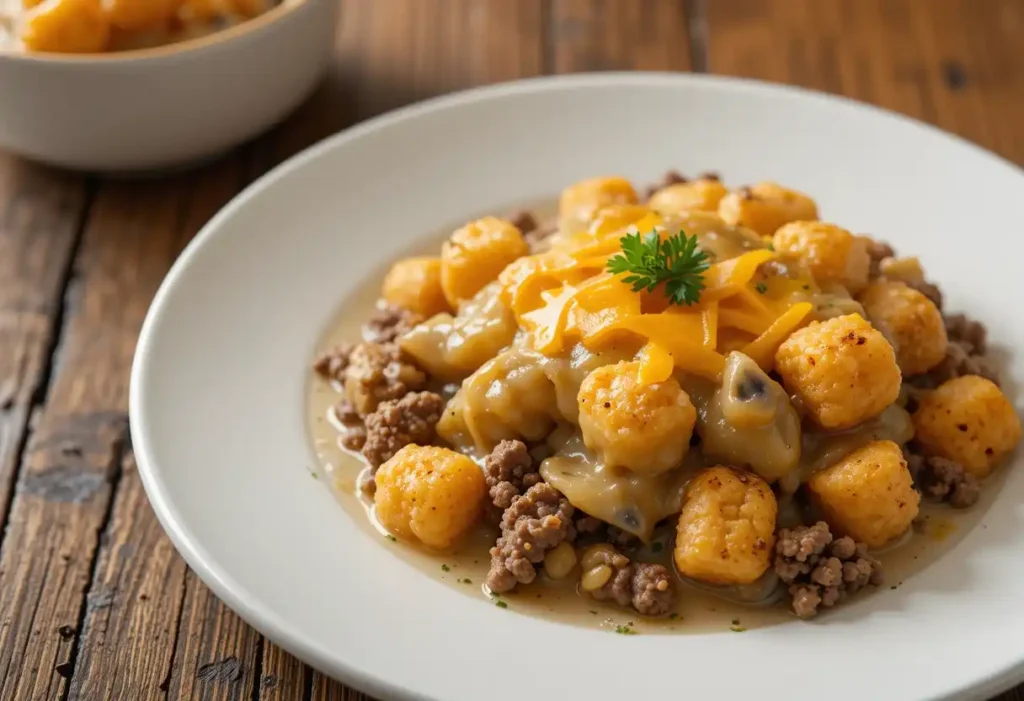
[{"left": 500, "top": 208, "right": 808, "bottom": 382}]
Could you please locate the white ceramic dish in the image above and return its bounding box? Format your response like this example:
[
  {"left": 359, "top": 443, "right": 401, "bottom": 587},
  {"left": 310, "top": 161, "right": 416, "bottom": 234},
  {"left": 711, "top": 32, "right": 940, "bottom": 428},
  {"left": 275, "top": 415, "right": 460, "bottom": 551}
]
[
  {"left": 0, "top": 0, "right": 338, "bottom": 172},
  {"left": 131, "top": 73, "right": 1024, "bottom": 701}
]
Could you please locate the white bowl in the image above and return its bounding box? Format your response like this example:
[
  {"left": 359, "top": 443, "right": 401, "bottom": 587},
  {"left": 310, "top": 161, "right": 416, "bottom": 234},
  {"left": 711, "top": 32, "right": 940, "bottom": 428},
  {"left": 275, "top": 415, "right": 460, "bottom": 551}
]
[
  {"left": 131, "top": 74, "right": 1024, "bottom": 701},
  {"left": 0, "top": 0, "right": 339, "bottom": 172}
]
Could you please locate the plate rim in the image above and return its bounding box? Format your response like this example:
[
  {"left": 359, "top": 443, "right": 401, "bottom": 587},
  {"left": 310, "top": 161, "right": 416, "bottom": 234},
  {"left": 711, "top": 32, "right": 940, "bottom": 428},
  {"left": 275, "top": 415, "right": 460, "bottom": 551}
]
[{"left": 130, "top": 71, "right": 1024, "bottom": 701}]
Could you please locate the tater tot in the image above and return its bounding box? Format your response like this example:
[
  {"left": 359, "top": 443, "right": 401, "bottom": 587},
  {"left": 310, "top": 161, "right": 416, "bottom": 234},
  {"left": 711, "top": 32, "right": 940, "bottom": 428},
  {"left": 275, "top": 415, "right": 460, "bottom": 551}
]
[
  {"left": 577, "top": 361, "right": 696, "bottom": 475},
  {"left": 559, "top": 177, "right": 639, "bottom": 231},
  {"left": 858, "top": 280, "right": 947, "bottom": 374},
  {"left": 648, "top": 178, "right": 728, "bottom": 215},
  {"left": 775, "top": 314, "right": 901, "bottom": 430},
  {"left": 718, "top": 182, "right": 818, "bottom": 237},
  {"left": 674, "top": 466, "right": 776, "bottom": 585},
  {"left": 374, "top": 445, "right": 486, "bottom": 549},
  {"left": 773, "top": 221, "right": 871, "bottom": 294},
  {"left": 913, "top": 376, "right": 1021, "bottom": 478},
  {"left": 20, "top": 0, "right": 110, "bottom": 53},
  {"left": 104, "top": 0, "right": 182, "bottom": 31},
  {"left": 808, "top": 440, "right": 919, "bottom": 548},
  {"left": 440, "top": 217, "right": 528, "bottom": 307},
  {"left": 382, "top": 256, "right": 450, "bottom": 317}
]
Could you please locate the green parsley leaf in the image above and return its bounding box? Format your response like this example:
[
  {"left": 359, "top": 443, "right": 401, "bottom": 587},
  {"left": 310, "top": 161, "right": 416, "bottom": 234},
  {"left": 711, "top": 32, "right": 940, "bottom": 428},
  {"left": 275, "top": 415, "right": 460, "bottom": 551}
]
[
  {"left": 495, "top": 600, "right": 508, "bottom": 609},
  {"left": 606, "top": 229, "right": 710, "bottom": 306}
]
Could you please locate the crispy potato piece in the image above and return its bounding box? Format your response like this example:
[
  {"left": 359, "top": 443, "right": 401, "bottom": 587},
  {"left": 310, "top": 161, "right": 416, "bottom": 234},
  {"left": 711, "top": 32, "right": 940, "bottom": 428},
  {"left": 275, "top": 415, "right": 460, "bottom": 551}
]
[
  {"left": 559, "top": 177, "right": 639, "bottom": 231},
  {"left": 858, "top": 280, "right": 947, "bottom": 374},
  {"left": 441, "top": 217, "right": 528, "bottom": 307},
  {"left": 808, "top": 440, "right": 919, "bottom": 548},
  {"left": 773, "top": 221, "right": 870, "bottom": 294},
  {"left": 382, "top": 256, "right": 450, "bottom": 317},
  {"left": 21, "top": 0, "right": 110, "bottom": 53},
  {"left": 577, "top": 361, "right": 696, "bottom": 475},
  {"left": 775, "top": 314, "right": 901, "bottom": 429},
  {"left": 648, "top": 178, "right": 728, "bottom": 215},
  {"left": 718, "top": 182, "right": 818, "bottom": 237},
  {"left": 674, "top": 466, "right": 776, "bottom": 585},
  {"left": 913, "top": 376, "right": 1021, "bottom": 478},
  {"left": 374, "top": 445, "right": 486, "bottom": 549}
]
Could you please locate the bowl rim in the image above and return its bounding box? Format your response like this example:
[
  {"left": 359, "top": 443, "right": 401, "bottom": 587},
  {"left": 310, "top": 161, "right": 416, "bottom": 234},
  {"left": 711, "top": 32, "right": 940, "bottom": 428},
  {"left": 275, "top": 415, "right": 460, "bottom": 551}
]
[{"left": 0, "top": 0, "right": 313, "bottom": 65}]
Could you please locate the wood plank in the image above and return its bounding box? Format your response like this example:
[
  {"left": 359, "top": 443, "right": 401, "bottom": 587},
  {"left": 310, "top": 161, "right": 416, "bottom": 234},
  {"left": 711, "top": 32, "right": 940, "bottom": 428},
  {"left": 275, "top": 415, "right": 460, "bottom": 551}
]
[
  {"left": 550, "top": 0, "right": 692, "bottom": 72},
  {"left": 257, "top": 645, "right": 308, "bottom": 701},
  {"left": 0, "top": 172, "right": 192, "bottom": 700},
  {"left": 704, "top": 2, "right": 1024, "bottom": 700},
  {"left": 705, "top": 0, "right": 1024, "bottom": 163},
  {"left": 0, "top": 157, "right": 86, "bottom": 536},
  {"left": 62, "top": 157, "right": 249, "bottom": 701}
]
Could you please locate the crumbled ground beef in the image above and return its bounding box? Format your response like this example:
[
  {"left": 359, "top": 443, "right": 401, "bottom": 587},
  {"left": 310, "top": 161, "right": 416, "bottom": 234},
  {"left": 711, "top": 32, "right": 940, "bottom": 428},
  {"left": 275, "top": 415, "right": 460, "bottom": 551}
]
[
  {"left": 333, "top": 399, "right": 368, "bottom": 451},
  {"left": 642, "top": 169, "right": 688, "bottom": 199},
  {"left": 361, "top": 391, "right": 444, "bottom": 469},
  {"left": 363, "top": 303, "right": 424, "bottom": 344},
  {"left": 507, "top": 210, "right": 538, "bottom": 234},
  {"left": 483, "top": 440, "right": 541, "bottom": 510},
  {"left": 343, "top": 342, "right": 427, "bottom": 417},
  {"left": 487, "top": 483, "right": 576, "bottom": 593},
  {"left": 945, "top": 313, "right": 987, "bottom": 354},
  {"left": 522, "top": 217, "right": 558, "bottom": 253},
  {"left": 574, "top": 515, "right": 604, "bottom": 536},
  {"left": 584, "top": 545, "right": 675, "bottom": 616},
  {"left": 864, "top": 239, "right": 895, "bottom": 278},
  {"left": 905, "top": 450, "right": 981, "bottom": 508},
  {"left": 774, "top": 522, "right": 882, "bottom": 619},
  {"left": 908, "top": 312, "right": 999, "bottom": 388},
  {"left": 313, "top": 342, "right": 355, "bottom": 382}
]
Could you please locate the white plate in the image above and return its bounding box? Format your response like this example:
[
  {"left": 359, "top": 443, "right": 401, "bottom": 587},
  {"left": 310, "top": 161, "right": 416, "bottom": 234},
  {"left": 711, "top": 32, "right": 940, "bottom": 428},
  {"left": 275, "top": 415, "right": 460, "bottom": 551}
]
[{"left": 131, "top": 73, "right": 1024, "bottom": 701}]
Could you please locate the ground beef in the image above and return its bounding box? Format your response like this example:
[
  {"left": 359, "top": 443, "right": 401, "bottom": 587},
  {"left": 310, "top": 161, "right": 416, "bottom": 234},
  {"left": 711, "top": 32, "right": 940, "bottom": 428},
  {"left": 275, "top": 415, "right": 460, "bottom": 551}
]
[
  {"left": 360, "top": 391, "right": 444, "bottom": 469},
  {"left": 944, "top": 313, "right": 987, "bottom": 354},
  {"left": 343, "top": 342, "right": 427, "bottom": 417},
  {"left": 574, "top": 515, "right": 604, "bottom": 536},
  {"left": 864, "top": 239, "right": 895, "bottom": 278},
  {"left": 313, "top": 342, "right": 355, "bottom": 382},
  {"left": 908, "top": 279, "right": 944, "bottom": 310},
  {"left": 918, "top": 340, "right": 1000, "bottom": 388},
  {"left": 362, "top": 303, "right": 424, "bottom": 344},
  {"left": 774, "top": 522, "right": 882, "bottom": 619},
  {"left": 585, "top": 546, "right": 674, "bottom": 616},
  {"left": 333, "top": 399, "right": 368, "bottom": 451},
  {"left": 483, "top": 440, "right": 541, "bottom": 511},
  {"left": 507, "top": 210, "right": 538, "bottom": 234},
  {"left": 487, "top": 483, "right": 575, "bottom": 593},
  {"left": 642, "top": 169, "right": 688, "bottom": 199},
  {"left": 905, "top": 450, "right": 981, "bottom": 508}
]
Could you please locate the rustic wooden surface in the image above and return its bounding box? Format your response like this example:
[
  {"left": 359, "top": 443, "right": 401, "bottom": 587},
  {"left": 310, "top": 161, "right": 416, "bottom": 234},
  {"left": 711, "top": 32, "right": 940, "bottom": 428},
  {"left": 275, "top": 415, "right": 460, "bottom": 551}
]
[{"left": 0, "top": 0, "right": 1021, "bottom": 699}]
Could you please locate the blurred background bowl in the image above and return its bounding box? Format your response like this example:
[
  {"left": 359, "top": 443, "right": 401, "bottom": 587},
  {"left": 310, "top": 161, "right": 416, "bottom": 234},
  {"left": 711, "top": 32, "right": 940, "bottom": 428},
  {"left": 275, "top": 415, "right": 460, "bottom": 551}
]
[{"left": 0, "top": 0, "right": 339, "bottom": 173}]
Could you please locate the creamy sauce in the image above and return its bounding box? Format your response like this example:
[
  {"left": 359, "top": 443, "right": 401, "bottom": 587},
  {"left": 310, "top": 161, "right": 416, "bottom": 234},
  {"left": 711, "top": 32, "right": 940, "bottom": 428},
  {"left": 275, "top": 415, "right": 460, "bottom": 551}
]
[{"left": 306, "top": 199, "right": 1001, "bottom": 633}]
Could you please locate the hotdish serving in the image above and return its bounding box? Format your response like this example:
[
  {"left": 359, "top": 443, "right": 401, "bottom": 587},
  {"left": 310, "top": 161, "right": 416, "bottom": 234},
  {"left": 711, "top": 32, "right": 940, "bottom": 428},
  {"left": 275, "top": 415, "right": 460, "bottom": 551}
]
[
  {"left": 310, "top": 171, "right": 1020, "bottom": 625},
  {"left": 0, "top": 0, "right": 278, "bottom": 53}
]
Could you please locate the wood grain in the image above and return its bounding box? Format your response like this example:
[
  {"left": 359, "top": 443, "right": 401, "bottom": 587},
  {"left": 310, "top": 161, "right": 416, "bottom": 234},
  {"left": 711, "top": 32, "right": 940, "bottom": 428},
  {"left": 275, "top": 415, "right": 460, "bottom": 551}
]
[
  {"left": 0, "top": 158, "right": 86, "bottom": 536},
  {"left": 0, "top": 173, "right": 192, "bottom": 700},
  {"left": 550, "top": 0, "right": 692, "bottom": 72},
  {"left": 61, "top": 157, "right": 249, "bottom": 701}
]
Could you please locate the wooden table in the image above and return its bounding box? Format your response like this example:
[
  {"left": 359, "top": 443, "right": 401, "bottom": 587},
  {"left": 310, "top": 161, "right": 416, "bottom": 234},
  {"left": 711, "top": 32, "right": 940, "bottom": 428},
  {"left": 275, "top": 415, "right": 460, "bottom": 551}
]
[{"left": 1, "top": 1, "right": 1022, "bottom": 699}]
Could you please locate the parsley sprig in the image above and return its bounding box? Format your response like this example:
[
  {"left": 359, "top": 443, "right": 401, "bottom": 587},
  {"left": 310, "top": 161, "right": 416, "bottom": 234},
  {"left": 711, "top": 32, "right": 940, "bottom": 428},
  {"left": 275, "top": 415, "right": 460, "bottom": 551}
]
[{"left": 606, "top": 230, "right": 710, "bottom": 306}]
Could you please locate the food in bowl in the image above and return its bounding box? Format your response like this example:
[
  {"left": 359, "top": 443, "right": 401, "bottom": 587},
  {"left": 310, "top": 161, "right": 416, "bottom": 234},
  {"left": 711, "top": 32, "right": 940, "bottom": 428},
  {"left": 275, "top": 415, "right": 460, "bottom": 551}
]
[
  {"left": 309, "top": 171, "right": 1020, "bottom": 625},
  {"left": 0, "top": 0, "right": 278, "bottom": 53}
]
